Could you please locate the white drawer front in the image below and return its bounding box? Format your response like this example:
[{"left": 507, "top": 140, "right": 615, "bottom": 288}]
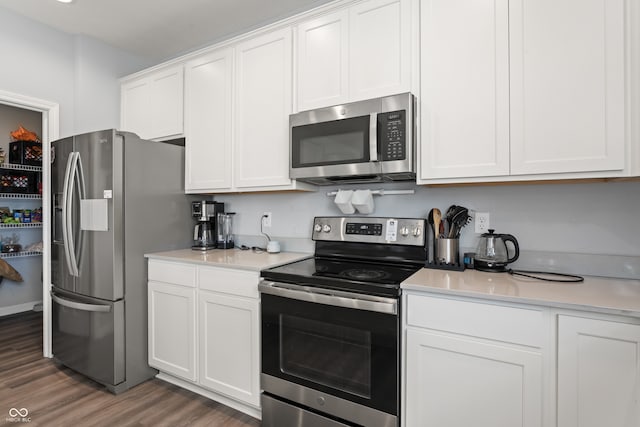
[
  {"left": 198, "top": 266, "right": 260, "bottom": 298},
  {"left": 407, "top": 294, "right": 545, "bottom": 348},
  {"left": 148, "top": 260, "right": 197, "bottom": 287}
]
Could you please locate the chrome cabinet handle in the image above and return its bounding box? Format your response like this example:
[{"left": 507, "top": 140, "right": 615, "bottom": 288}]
[{"left": 258, "top": 281, "right": 397, "bottom": 315}]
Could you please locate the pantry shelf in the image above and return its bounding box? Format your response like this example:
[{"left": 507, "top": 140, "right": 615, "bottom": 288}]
[
  {"left": 0, "top": 163, "right": 42, "bottom": 172},
  {"left": 0, "top": 250, "right": 42, "bottom": 259},
  {"left": 0, "top": 222, "right": 42, "bottom": 229},
  {"left": 0, "top": 193, "right": 42, "bottom": 199}
]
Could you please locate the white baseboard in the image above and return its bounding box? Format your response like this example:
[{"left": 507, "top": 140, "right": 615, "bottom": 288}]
[{"left": 0, "top": 301, "right": 43, "bottom": 317}]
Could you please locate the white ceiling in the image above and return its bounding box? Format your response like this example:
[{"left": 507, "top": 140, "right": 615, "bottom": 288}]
[{"left": 0, "top": 0, "right": 334, "bottom": 61}]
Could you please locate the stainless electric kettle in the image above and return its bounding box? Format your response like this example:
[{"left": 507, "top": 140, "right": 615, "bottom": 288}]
[{"left": 474, "top": 229, "right": 519, "bottom": 272}]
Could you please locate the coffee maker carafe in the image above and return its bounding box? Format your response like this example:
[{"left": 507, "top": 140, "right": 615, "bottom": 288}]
[{"left": 191, "top": 201, "right": 224, "bottom": 251}]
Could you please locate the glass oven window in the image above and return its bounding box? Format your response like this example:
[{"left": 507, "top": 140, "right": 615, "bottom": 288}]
[
  {"left": 292, "top": 115, "right": 371, "bottom": 167},
  {"left": 280, "top": 314, "right": 371, "bottom": 398}
]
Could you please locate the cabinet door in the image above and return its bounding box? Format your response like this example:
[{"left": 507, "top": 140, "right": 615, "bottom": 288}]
[
  {"left": 121, "top": 78, "right": 151, "bottom": 139},
  {"left": 184, "top": 49, "right": 234, "bottom": 192},
  {"left": 149, "top": 65, "right": 184, "bottom": 140},
  {"left": 405, "top": 328, "right": 543, "bottom": 427},
  {"left": 234, "top": 27, "right": 293, "bottom": 189},
  {"left": 198, "top": 290, "right": 260, "bottom": 406},
  {"left": 148, "top": 281, "right": 197, "bottom": 381},
  {"left": 349, "top": 0, "right": 411, "bottom": 101},
  {"left": 419, "top": 0, "right": 510, "bottom": 179},
  {"left": 296, "top": 10, "right": 349, "bottom": 111},
  {"left": 121, "top": 65, "right": 184, "bottom": 141},
  {"left": 558, "top": 315, "right": 640, "bottom": 427},
  {"left": 509, "top": 0, "right": 625, "bottom": 175}
]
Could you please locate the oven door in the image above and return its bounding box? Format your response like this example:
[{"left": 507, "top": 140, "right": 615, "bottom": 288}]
[{"left": 260, "top": 281, "right": 399, "bottom": 427}]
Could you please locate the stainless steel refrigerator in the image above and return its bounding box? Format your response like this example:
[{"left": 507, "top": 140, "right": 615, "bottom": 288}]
[{"left": 51, "top": 129, "right": 194, "bottom": 393}]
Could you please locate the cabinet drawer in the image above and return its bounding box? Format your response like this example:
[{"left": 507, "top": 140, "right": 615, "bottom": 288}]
[
  {"left": 198, "top": 266, "right": 260, "bottom": 298},
  {"left": 406, "top": 294, "right": 545, "bottom": 348},
  {"left": 148, "top": 260, "right": 197, "bottom": 287}
]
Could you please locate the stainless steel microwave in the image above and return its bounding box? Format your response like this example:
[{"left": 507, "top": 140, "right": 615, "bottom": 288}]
[{"left": 289, "top": 93, "right": 415, "bottom": 185}]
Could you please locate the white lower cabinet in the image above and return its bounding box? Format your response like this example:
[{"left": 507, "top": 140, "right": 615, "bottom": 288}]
[
  {"left": 405, "top": 328, "right": 543, "bottom": 427},
  {"left": 147, "top": 260, "right": 261, "bottom": 417},
  {"left": 558, "top": 315, "right": 640, "bottom": 427},
  {"left": 198, "top": 290, "right": 260, "bottom": 406},
  {"left": 404, "top": 294, "right": 546, "bottom": 427},
  {"left": 404, "top": 292, "right": 640, "bottom": 427},
  {"left": 148, "top": 281, "right": 197, "bottom": 382}
]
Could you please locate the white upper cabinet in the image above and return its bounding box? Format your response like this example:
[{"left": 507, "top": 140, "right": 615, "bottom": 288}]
[
  {"left": 420, "top": 0, "right": 510, "bottom": 179},
  {"left": 234, "top": 27, "right": 294, "bottom": 189},
  {"left": 121, "top": 64, "right": 184, "bottom": 141},
  {"left": 419, "top": 0, "right": 632, "bottom": 183},
  {"left": 296, "top": 10, "right": 349, "bottom": 111},
  {"left": 509, "top": 0, "right": 625, "bottom": 175},
  {"left": 349, "top": 0, "right": 411, "bottom": 102},
  {"left": 296, "top": 0, "right": 412, "bottom": 111},
  {"left": 184, "top": 48, "right": 234, "bottom": 192}
]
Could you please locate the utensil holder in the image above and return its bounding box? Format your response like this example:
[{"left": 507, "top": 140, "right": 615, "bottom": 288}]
[
  {"left": 436, "top": 238, "right": 459, "bottom": 265},
  {"left": 425, "top": 238, "right": 465, "bottom": 271}
]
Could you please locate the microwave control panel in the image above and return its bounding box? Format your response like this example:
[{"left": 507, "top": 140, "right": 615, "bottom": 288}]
[{"left": 378, "top": 110, "right": 406, "bottom": 161}]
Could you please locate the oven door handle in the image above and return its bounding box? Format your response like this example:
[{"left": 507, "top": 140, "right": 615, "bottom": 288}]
[{"left": 259, "top": 281, "right": 397, "bottom": 315}]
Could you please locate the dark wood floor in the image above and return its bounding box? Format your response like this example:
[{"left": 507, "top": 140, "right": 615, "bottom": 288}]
[{"left": 0, "top": 311, "right": 260, "bottom": 427}]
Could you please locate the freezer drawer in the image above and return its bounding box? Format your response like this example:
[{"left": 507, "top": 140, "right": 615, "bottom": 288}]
[{"left": 51, "top": 288, "right": 125, "bottom": 388}]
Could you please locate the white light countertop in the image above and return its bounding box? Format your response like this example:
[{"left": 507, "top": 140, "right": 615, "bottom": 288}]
[
  {"left": 402, "top": 268, "right": 640, "bottom": 318},
  {"left": 145, "top": 248, "right": 312, "bottom": 272}
]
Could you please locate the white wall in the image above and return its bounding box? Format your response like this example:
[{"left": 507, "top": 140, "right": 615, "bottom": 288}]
[
  {"left": 0, "top": 6, "right": 153, "bottom": 137},
  {"left": 215, "top": 180, "right": 640, "bottom": 277},
  {"left": 0, "top": 6, "right": 152, "bottom": 313}
]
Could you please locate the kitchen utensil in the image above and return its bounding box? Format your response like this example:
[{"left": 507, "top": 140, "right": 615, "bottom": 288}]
[
  {"left": 449, "top": 207, "right": 471, "bottom": 238},
  {"left": 433, "top": 208, "right": 442, "bottom": 240},
  {"left": 474, "top": 229, "right": 520, "bottom": 272},
  {"left": 427, "top": 209, "right": 435, "bottom": 262}
]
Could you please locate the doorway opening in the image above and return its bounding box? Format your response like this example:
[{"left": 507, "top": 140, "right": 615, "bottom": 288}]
[{"left": 0, "top": 89, "right": 59, "bottom": 358}]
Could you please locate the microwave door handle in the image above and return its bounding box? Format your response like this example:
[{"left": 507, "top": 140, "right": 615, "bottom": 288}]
[{"left": 369, "top": 113, "right": 378, "bottom": 162}]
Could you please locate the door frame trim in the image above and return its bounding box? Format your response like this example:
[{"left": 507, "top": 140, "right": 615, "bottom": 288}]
[{"left": 0, "top": 89, "right": 60, "bottom": 358}]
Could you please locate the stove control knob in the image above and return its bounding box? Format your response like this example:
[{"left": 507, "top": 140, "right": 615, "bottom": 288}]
[
  {"left": 322, "top": 224, "right": 331, "bottom": 233},
  {"left": 400, "top": 226, "right": 410, "bottom": 236},
  {"left": 413, "top": 227, "right": 422, "bottom": 237},
  {"left": 314, "top": 224, "right": 322, "bottom": 233}
]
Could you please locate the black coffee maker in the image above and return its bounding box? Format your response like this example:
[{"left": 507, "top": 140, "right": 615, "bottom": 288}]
[{"left": 191, "top": 201, "right": 224, "bottom": 251}]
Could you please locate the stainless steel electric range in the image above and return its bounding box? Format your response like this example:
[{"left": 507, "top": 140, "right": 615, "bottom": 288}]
[{"left": 259, "top": 216, "right": 427, "bottom": 427}]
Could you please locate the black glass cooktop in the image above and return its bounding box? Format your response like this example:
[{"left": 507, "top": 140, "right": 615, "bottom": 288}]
[{"left": 260, "top": 257, "right": 422, "bottom": 297}]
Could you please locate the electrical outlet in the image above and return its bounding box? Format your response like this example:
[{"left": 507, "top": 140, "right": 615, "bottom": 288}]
[
  {"left": 475, "top": 212, "right": 490, "bottom": 234},
  {"left": 262, "top": 212, "right": 272, "bottom": 228}
]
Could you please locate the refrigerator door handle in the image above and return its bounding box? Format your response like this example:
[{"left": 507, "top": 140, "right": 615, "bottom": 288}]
[
  {"left": 51, "top": 292, "right": 112, "bottom": 313},
  {"left": 74, "top": 153, "right": 87, "bottom": 271},
  {"left": 64, "top": 152, "right": 86, "bottom": 277},
  {"left": 61, "top": 153, "right": 76, "bottom": 276}
]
